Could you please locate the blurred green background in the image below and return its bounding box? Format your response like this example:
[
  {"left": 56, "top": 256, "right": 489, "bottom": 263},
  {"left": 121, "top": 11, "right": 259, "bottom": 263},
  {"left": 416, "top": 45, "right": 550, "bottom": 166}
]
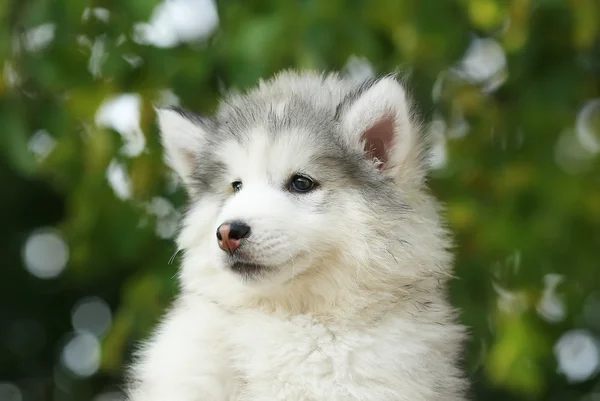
[{"left": 1, "top": 0, "right": 599, "bottom": 400}]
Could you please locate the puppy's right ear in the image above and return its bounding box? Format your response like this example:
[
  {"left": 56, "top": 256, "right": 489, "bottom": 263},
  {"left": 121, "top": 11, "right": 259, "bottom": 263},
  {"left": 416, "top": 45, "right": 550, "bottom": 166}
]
[{"left": 155, "top": 107, "right": 210, "bottom": 185}]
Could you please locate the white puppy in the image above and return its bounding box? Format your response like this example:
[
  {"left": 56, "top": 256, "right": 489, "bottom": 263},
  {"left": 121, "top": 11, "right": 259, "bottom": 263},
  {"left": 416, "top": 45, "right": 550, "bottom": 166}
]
[{"left": 126, "top": 71, "right": 468, "bottom": 401}]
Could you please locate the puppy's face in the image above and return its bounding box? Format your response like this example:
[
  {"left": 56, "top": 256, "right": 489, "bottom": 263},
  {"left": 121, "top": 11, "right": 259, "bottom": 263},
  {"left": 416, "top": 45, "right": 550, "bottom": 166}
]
[
  {"left": 158, "top": 74, "right": 422, "bottom": 287},
  {"left": 190, "top": 128, "right": 352, "bottom": 284}
]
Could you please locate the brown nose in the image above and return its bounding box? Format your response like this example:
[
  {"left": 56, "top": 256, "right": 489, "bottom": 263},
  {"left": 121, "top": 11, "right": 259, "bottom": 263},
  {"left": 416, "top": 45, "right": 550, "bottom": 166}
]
[{"left": 216, "top": 221, "right": 251, "bottom": 254}]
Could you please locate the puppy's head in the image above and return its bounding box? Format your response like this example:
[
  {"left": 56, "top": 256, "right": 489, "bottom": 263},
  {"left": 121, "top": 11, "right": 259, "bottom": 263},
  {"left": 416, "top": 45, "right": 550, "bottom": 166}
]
[{"left": 158, "top": 72, "right": 435, "bottom": 290}]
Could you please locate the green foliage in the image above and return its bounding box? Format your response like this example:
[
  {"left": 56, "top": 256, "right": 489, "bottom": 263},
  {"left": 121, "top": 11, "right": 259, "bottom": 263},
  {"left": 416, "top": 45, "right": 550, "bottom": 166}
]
[{"left": 1, "top": 0, "right": 599, "bottom": 400}]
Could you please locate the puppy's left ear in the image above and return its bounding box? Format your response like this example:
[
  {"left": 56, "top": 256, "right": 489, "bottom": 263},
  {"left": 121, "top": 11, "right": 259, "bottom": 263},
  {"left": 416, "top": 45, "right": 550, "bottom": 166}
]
[{"left": 338, "top": 76, "right": 425, "bottom": 182}]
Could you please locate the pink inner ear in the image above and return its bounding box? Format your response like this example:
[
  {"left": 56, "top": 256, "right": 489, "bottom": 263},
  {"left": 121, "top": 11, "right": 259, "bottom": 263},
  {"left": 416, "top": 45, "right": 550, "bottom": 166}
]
[{"left": 362, "top": 115, "right": 395, "bottom": 169}]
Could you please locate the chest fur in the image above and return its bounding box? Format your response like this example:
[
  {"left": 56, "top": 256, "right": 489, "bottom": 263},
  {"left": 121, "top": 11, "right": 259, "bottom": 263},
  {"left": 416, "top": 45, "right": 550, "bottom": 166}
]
[{"left": 224, "top": 312, "right": 439, "bottom": 401}]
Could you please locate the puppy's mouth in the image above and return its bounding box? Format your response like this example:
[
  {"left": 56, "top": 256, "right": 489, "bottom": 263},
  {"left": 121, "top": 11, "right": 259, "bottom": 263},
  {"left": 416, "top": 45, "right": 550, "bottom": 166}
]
[{"left": 230, "top": 261, "right": 267, "bottom": 275}]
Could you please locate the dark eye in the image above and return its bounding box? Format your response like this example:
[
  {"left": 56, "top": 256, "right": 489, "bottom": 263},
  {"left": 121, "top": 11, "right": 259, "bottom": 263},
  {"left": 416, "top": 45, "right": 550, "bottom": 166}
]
[
  {"left": 232, "top": 181, "right": 243, "bottom": 192},
  {"left": 289, "top": 175, "right": 316, "bottom": 193}
]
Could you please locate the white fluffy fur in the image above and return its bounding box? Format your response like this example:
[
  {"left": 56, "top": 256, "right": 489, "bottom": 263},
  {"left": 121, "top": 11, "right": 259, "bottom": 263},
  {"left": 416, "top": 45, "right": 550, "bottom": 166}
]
[{"left": 127, "top": 71, "right": 467, "bottom": 401}]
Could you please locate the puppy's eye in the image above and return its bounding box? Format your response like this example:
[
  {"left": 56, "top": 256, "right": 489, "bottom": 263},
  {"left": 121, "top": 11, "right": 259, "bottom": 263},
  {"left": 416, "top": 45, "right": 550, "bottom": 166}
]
[
  {"left": 289, "top": 175, "right": 316, "bottom": 193},
  {"left": 232, "top": 181, "right": 243, "bottom": 192}
]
